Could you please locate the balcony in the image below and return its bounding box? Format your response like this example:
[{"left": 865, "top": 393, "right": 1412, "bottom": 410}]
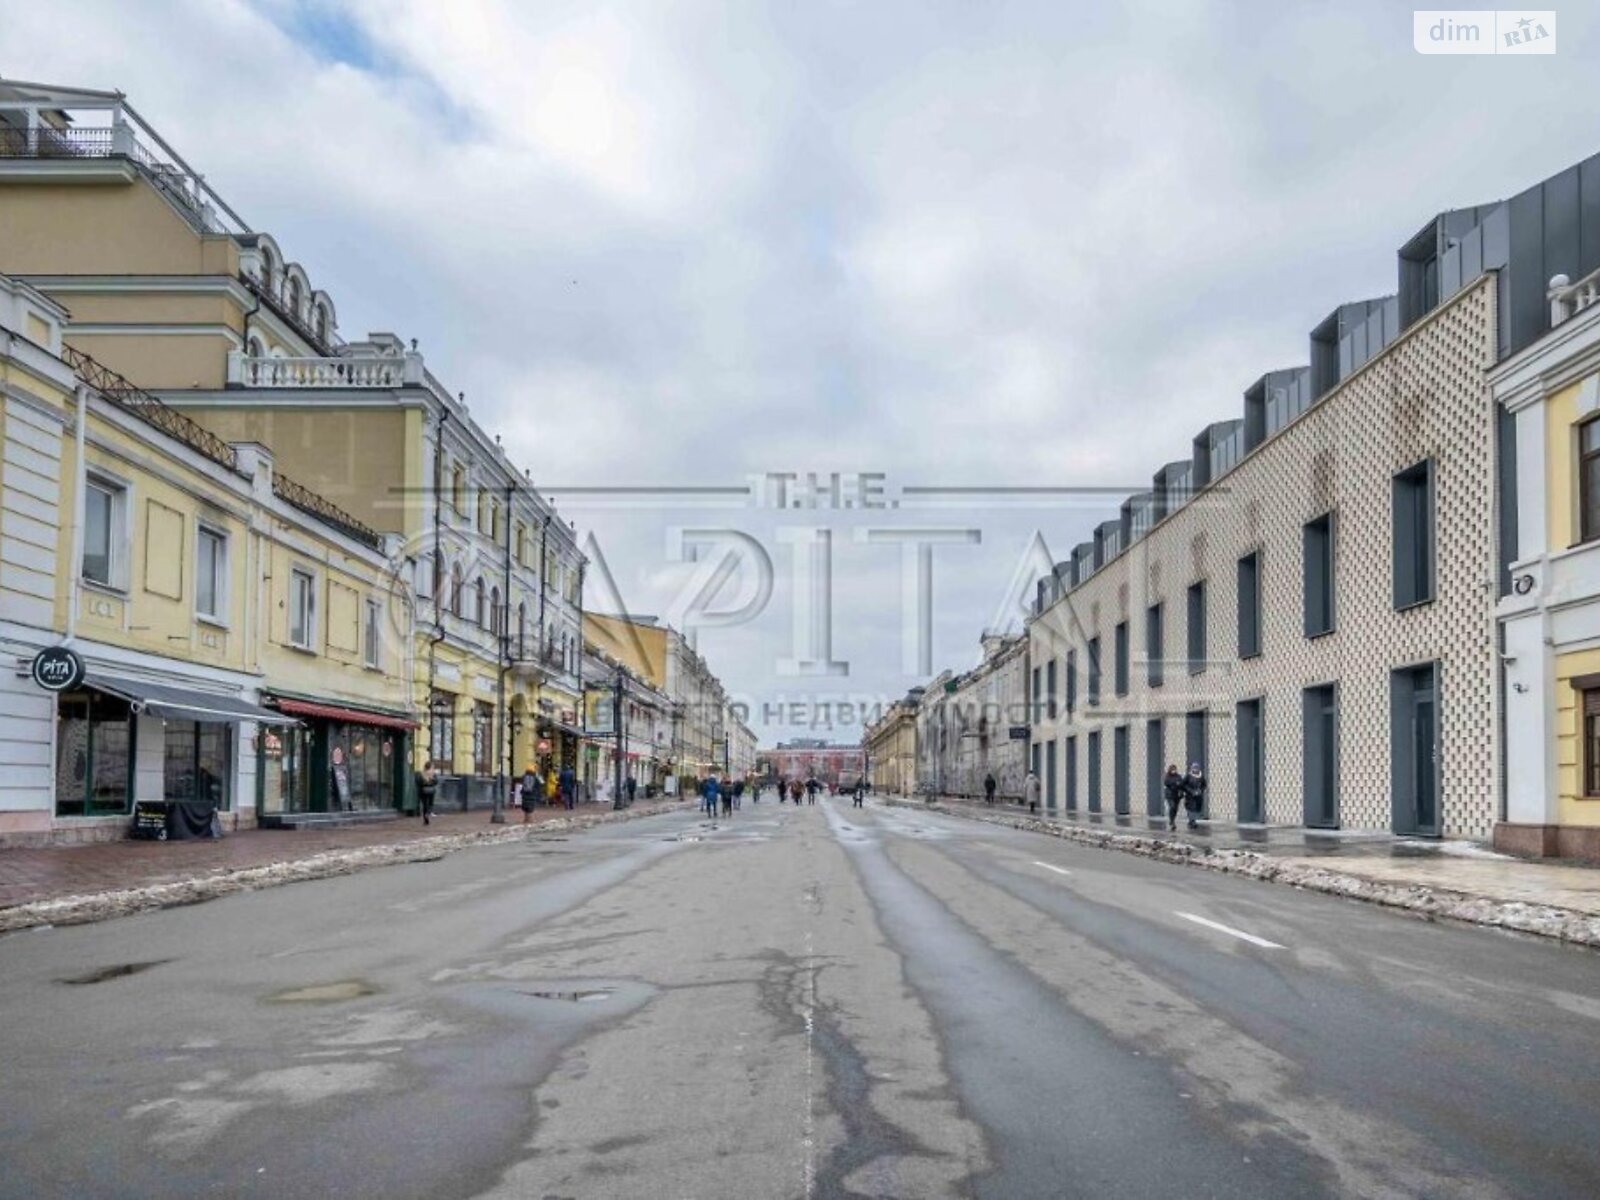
[
  {"left": 1550, "top": 268, "right": 1600, "bottom": 328},
  {"left": 226, "top": 350, "right": 423, "bottom": 389}
]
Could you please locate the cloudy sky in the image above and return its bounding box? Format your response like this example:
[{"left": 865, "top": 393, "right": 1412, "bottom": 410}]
[{"left": 7, "top": 1, "right": 1594, "bottom": 741}]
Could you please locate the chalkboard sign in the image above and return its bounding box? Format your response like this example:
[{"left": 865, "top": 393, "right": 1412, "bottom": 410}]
[
  {"left": 132, "top": 801, "right": 169, "bottom": 840},
  {"left": 332, "top": 764, "right": 352, "bottom": 810}
]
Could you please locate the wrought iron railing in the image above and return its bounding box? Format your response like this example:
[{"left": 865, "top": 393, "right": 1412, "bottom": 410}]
[
  {"left": 61, "top": 344, "right": 239, "bottom": 470},
  {"left": 0, "top": 123, "right": 115, "bottom": 158},
  {"left": 237, "top": 271, "right": 343, "bottom": 356},
  {"left": 271, "top": 472, "right": 383, "bottom": 549}
]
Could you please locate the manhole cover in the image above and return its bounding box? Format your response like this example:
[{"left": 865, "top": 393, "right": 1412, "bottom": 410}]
[
  {"left": 58, "top": 959, "right": 173, "bottom": 986},
  {"left": 265, "top": 980, "right": 378, "bottom": 1004}
]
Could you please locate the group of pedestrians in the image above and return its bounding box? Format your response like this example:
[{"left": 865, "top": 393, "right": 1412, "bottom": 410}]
[
  {"left": 1162, "top": 763, "right": 1208, "bottom": 830},
  {"left": 517, "top": 763, "right": 578, "bottom": 822},
  {"left": 700, "top": 775, "right": 747, "bottom": 818}
]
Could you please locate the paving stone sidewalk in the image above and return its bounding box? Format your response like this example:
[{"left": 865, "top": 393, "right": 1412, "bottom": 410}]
[
  {"left": 896, "top": 795, "right": 1600, "bottom": 945},
  {"left": 0, "top": 802, "right": 686, "bottom": 917}
]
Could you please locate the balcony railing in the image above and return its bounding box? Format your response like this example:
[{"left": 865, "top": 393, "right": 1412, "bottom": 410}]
[
  {"left": 237, "top": 271, "right": 343, "bottom": 356},
  {"left": 227, "top": 351, "right": 421, "bottom": 389},
  {"left": 62, "top": 344, "right": 239, "bottom": 470},
  {"left": 1550, "top": 268, "right": 1600, "bottom": 328},
  {"left": 271, "top": 472, "right": 383, "bottom": 549}
]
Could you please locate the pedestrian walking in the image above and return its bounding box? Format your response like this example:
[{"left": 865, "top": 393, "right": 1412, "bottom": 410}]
[
  {"left": 702, "top": 774, "right": 720, "bottom": 818},
  {"left": 806, "top": 776, "right": 819, "bottom": 805},
  {"left": 559, "top": 764, "right": 576, "bottom": 811},
  {"left": 625, "top": 773, "right": 637, "bottom": 806},
  {"left": 1183, "top": 763, "right": 1207, "bottom": 830},
  {"left": 1025, "top": 770, "right": 1040, "bottom": 814},
  {"left": 721, "top": 779, "right": 733, "bottom": 818},
  {"left": 733, "top": 779, "right": 744, "bottom": 809},
  {"left": 984, "top": 773, "right": 997, "bottom": 806},
  {"left": 791, "top": 780, "right": 804, "bottom": 804},
  {"left": 1162, "top": 764, "right": 1185, "bottom": 831},
  {"left": 520, "top": 763, "right": 543, "bottom": 825},
  {"left": 416, "top": 759, "right": 437, "bottom": 826},
  {"left": 852, "top": 778, "right": 865, "bottom": 808}
]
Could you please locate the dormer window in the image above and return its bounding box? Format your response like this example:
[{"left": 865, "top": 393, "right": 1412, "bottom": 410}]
[
  {"left": 285, "top": 274, "right": 301, "bottom": 316},
  {"left": 314, "top": 304, "right": 328, "bottom": 345}
]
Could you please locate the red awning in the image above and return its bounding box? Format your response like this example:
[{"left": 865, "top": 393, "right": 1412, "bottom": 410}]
[{"left": 270, "top": 697, "right": 418, "bottom": 730}]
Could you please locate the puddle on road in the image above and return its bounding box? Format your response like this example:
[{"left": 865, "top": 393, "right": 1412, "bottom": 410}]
[
  {"left": 265, "top": 980, "right": 379, "bottom": 1005},
  {"left": 58, "top": 959, "right": 174, "bottom": 985},
  {"left": 518, "top": 988, "right": 615, "bottom": 1003}
]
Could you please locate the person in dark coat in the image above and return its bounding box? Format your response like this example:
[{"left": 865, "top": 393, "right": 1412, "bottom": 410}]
[
  {"left": 984, "top": 773, "right": 997, "bottom": 805},
  {"left": 1183, "top": 763, "right": 1207, "bottom": 830},
  {"left": 624, "top": 774, "right": 637, "bottom": 805},
  {"left": 1162, "top": 764, "right": 1185, "bottom": 831},
  {"left": 559, "top": 765, "right": 576, "bottom": 811},
  {"left": 416, "top": 760, "right": 438, "bottom": 826},
  {"left": 852, "top": 778, "right": 865, "bottom": 808},
  {"left": 702, "top": 775, "right": 720, "bottom": 818},
  {"left": 720, "top": 778, "right": 733, "bottom": 818}
]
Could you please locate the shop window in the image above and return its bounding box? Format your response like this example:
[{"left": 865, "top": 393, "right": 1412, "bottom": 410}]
[
  {"left": 164, "top": 722, "right": 232, "bottom": 810},
  {"left": 473, "top": 701, "right": 494, "bottom": 775},
  {"left": 54, "top": 691, "right": 134, "bottom": 817},
  {"left": 83, "top": 476, "right": 125, "bottom": 588},
  {"left": 430, "top": 693, "right": 455, "bottom": 772},
  {"left": 289, "top": 567, "right": 316, "bottom": 648},
  {"left": 196, "top": 525, "right": 228, "bottom": 622},
  {"left": 363, "top": 598, "right": 381, "bottom": 668},
  {"left": 259, "top": 725, "right": 308, "bottom": 816}
]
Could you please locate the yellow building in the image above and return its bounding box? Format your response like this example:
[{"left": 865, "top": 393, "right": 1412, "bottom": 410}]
[
  {"left": 1495, "top": 270, "right": 1600, "bottom": 859},
  {"left": 863, "top": 694, "right": 920, "bottom": 796},
  {"left": 0, "top": 80, "right": 587, "bottom": 810},
  {"left": 0, "top": 273, "right": 413, "bottom": 842}
]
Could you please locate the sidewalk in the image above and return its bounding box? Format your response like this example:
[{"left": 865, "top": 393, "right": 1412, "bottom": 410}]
[
  {"left": 0, "top": 800, "right": 688, "bottom": 928},
  {"left": 899, "top": 795, "right": 1600, "bottom": 943}
]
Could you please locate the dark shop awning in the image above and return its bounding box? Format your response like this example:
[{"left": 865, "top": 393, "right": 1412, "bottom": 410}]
[{"left": 86, "top": 672, "right": 297, "bottom": 725}]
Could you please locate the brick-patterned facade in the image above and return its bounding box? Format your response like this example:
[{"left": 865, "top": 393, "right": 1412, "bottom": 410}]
[{"left": 1029, "top": 277, "right": 1499, "bottom": 837}]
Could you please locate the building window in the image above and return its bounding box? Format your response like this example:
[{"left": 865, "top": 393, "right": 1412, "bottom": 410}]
[
  {"left": 515, "top": 522, "right": 528, "bottom": 565},
  {"left": 54, "top": 691, "right": 134, "bottom": 817},
  {"left": 1237, "top": 552, "right": 1261, "bottom": 659},
  {"left": 1393, "top": 459, "right": 1435, "bottom": 610},
  {"left": 1087, "top": 636, "right": 1102, "bottom": 706},
  {"left": 429, "top": 692, "right": 455, "bottom": 772},
  {"left": 1581, "top": 421, "right": 1600, "bottom": 544},
  {"left": 83, "top": 477, "right": 124, "bottom": 587},
  {"left": 1304, "top": 512, "right": 1335, "bottom": 637},
  {"left": 474, "top": 577, "right": 487, "bottom": 626},
  {"left": 451, "top": 464, "right": 467, "bottom": 515},
  {"left": 431, "top": 550, "right": 444, "bottom": 601},
  {"left": 473, "top": 701, "right": 494, "bottom": 776},
  {"left": 289, "top": 568, "right": 316, "bottom": 649},
  {"left": 1147, "top": 602, "right": 1164, "bottom": 687},
  {"left": 1066, "top": 649, "right": 1077, "bottom": 714},
  {"left": 517, "top": 601, "right": 528, "bottom": 658},
  {"left": 1031, "top": 665, "right": 1042, "bottom": 723},
  {"left": 1046, "top": 658, "right": 1058, "bottom": 721},
  {"left": 196, "top": 525, "right": 227, "bottom": 622},
  {"left": 363, "top": 599, "right": 381, "bottom": 668},
  {"left": 1187, "top": 581, "right": 1206, "bottom": 675},
  {"left": 164, "top": 722, "right": 231, "bottom": 810},
  {"left": 285, "top": 274, "right": 301, "bottom": 316},
  {"left": 1584, "top": 687, "right": 1600, "bottom": 797},
  {"left": 489, "top": 586, "right": 502, "bottom": 636},
  {"left": 1114, "top": 621, "right": 1129, "bottom": 697}
]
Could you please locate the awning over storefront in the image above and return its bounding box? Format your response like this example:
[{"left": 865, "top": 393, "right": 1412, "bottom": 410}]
[
  {"left": 268, "top": 697, "right": 418, "bottom": 730},
  {"left": 86, "top": 672, "right": 296, "bottom": 724},
  {"left": 538, "top": 716, "right": 584, "bottom": 738}
]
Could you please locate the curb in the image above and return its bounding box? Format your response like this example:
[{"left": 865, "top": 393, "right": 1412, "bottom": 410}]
[
  {"left": 887, "top": 799, "right": 1600, "bottom": 949},
  {"left": 0, "top": 802, "right": 685, "bottom": 935}
]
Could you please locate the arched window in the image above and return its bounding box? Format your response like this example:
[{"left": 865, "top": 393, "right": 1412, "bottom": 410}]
[
  {"left": 451, "top": 464, "right": 466, "bottom": 514},
  {"left": 489, "top": 587, "right": 501, "bottom": 636},
  {"left": 431, "top": 550, "right": 445, "bottom": 601},
  {"left": 285, "top": 274, "right": 301, "bottom": 316},
  {"left": 450, "top": 563, "right": 463, "bottom": 616},
  {"left": 475, "top": 578, "right": 487, "bottom": 626},
  {"left": 260, "top": 246, "right": 275, "bottom": 292},
  {"left": 246, "top": 335, "right": 265, "bottom": 359},
  {"left": 314, "top": 303, "right": 328, "bottom": 345}
]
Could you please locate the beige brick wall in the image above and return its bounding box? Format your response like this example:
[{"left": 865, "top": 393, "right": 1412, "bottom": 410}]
[{"left": 1030, "top": 277, "right": 1499, "bottom": 837}]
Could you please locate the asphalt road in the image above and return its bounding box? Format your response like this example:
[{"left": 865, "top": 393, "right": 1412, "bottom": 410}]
[{"left": 3, "top": 797, "right": 1600, "bottom": 1199}]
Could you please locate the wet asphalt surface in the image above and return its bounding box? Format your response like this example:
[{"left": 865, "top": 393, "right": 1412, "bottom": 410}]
[{"left": 3, "top": 797, "right": 1600, "bottom": 1198}]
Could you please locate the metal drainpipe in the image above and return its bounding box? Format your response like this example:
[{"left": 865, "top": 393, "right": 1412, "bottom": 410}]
[
  {"left": 492, "top": 480, "right": 512, "bottom": 824},
  {"left": 575, "top": 558, "right": 586, "bottom": 784},
  {"left": 426, "top": 410, "right": 449, "bottom": 773},
  {"left": 65, "top": 383, "right": 89, "bottom": 643}
]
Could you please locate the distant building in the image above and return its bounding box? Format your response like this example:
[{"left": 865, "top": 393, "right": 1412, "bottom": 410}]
[
  {"left": 863, "top": 690, "right": 921, "bottom": 795},
  {"left": 763, "top": 740, "right": 865, "bottom": 788}
]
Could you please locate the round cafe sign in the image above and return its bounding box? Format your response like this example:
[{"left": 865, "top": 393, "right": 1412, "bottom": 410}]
[{"left": 31, "top": 646, "right": 85, "bottom": 693}]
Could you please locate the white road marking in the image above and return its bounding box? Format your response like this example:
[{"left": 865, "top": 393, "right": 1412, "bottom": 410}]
[
  {"left": 1032, "top": 861, "right": 1072, "bottom": 876},
  {"left": 1175, "top": 911, "right": 1284, "bottom": 949}
]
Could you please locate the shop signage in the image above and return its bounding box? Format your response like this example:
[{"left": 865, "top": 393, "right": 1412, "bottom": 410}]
[
  {"left": 1008, "top": 725, "right": 1029, "bottom": 740},
  {"left": 31, "top": 646, "right": 85, "bottom": 693}
]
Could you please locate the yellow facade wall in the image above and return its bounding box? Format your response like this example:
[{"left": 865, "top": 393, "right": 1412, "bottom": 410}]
[
  {"left": 0, "top": 181, "right": 237, "bottom": 276},
  {"left": 1553, "top": 648, "right": 1600, "bottom": 827},
  {"left": 1547, "top": 378, "right": 1583, "bottom": 551},
  {"left": 59, "top": 291, "right": 243, "bottom": 330},
  {"left": 64, "top": 330, "right": 232, "bottom": 390},
  {"left": 584, "top": 613, "right": 668, "bottom": 688},
  {"left": 181, "top": 406, "right": 411, "bottom": 534}
]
